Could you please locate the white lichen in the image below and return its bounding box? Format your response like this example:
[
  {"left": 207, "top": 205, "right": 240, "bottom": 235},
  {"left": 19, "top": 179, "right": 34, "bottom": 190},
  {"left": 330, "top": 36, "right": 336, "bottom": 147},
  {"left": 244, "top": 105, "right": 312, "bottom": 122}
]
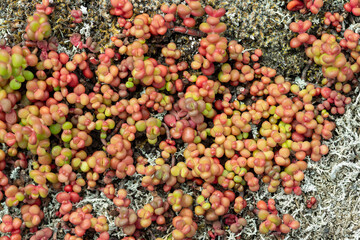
[
  {"left": 151, "top": 111, "right": 167, "bottom": 121},
  {"left": 294, "top": 76, "right": 308, "bottom": 89},
  {"left": 80, "top": 5, "right": 88, "bottom": 15},
  {"left": 79, "top": 23, "right": 92, "bottom": 39},
  {"left": 9, "top": 167, "right": 20, "bottom": 180},
  {"left": 125, "top": 172, "right": 154, "bottom": 212}
]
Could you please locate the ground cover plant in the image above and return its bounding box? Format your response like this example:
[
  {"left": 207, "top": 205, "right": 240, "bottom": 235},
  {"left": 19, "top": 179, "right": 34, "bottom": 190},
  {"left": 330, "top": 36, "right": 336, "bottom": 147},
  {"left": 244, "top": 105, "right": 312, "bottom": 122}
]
[{"left": 0, "top": 0, "right": 359, "bottom": 239}]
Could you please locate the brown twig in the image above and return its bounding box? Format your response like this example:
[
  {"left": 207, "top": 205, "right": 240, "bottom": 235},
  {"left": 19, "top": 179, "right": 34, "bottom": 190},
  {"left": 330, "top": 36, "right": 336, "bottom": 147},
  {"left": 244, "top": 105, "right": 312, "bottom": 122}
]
[
  {"left": 171, "top": 154, "right": 176, "bottom": 167},
  {"left": 147, "top": 229, "right": 155, "bottom": 239},
  {"left": 301, "top": 59, "right": 313, "bottom": 81},
  {"left": 107, "top": 119, "right": 124, "bottom": 141},
  {"left": 101, "top": 138, "right": 108, "bottom": 146},
  {"left": 162, "top": 123, "right": 171, "bottom": 140},
  {"left": 162, "top": 123, "right": 176, "bottom": 166}
]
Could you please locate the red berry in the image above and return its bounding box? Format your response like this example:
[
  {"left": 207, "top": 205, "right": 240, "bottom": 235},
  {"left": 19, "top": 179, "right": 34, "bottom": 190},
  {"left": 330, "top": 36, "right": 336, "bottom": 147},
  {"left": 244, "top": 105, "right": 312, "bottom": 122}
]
[
  {"left": 70, "top": 192, "right": 80, "bottom": 203},
  {"left": 64, "top": 185, "right": 73, "bottom": 192}
]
